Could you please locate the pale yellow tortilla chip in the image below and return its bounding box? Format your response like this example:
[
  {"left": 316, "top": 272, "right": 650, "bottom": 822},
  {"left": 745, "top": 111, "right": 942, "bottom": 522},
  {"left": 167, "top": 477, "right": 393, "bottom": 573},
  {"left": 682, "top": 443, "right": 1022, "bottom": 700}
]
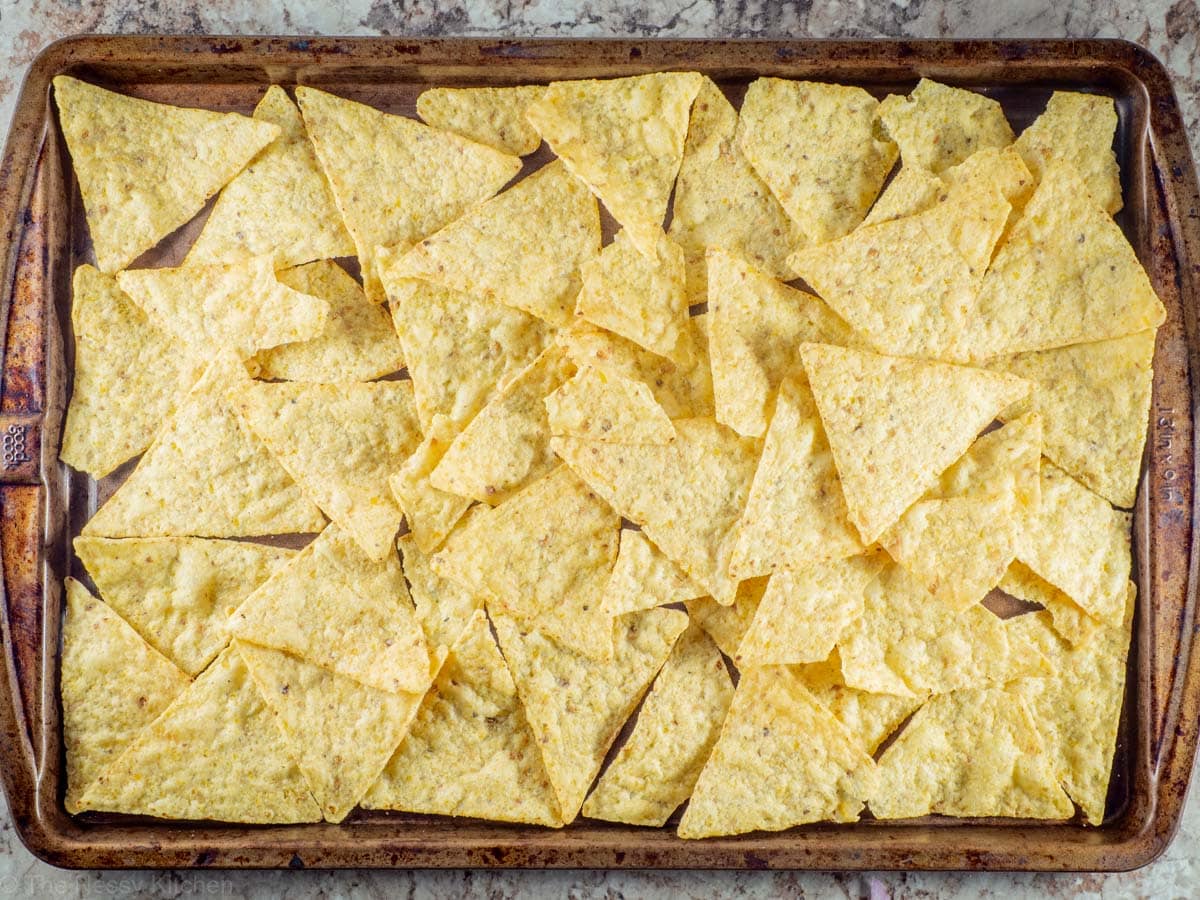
[
  {"left": 678, "top": 666, "right": 878, "bottom": 838},
  {"left": 78, "top": 644, "right": 321, "bottom": 823},
  {"left": 60, "top": 265, "right": 206, "bottom": 478},
  {"left": 238, "top": 640, "right": 422, "bottom": 823},
  {"left": 989, "top": 330, "right": 1155, "bottom": 508},
  {"left": 185, "top": 85, "right": 355, "bottom": 268},
  {"left": 684, "top": 577, "right": 769, "bottom": 658},
  {"left": 389, "top": 415, "right": 472, "bottom": 554},
  {"left": 552, "top": 418, "right": 759, "bottom": 605},
  {"left": 416, "top": 84, "right": 544, "bottom": 156},
  {"left": 295, "top": 86, "right": 521, "bottom": 300},
  {"left": 382, "top": 161, "right": 600, "bottom": 326},
  {"left": 526, "top": 73, "right": 702, "bottom": 258},
  {"left": 999, "top": 561, "right": 1100, "bottom": 648},
  {"left": 62, "top": 579, "right": 191, "bottom": 813},
  {"left": 252, "top": 260, "right": 405, "bottom": 382},
  {"left": 82, "top": 356, "right": 327, "bottom": 539},
  {"left": 877, "top": 79, "right": 1014, "bottom": 174},
  {"left": 398, "top": 532, "right": 484, "bottom": 659},
  {"left": 797, "top": 652, "right": 925, "bottom": 755},
  {"left": 736, "top": 77, "right": 897, "bottom": 244},
  {"left": 800, "top": 343, "right": 1030, "bottom": 544},
  {"left": 602, "top": 529, "right": 704, "bottom": 618},
  {"left": 230, "top": 524, "right": 431, "bottom": 694},
  {"left": 73, "top": 535, "right": 295, "bottom": 676},
  {"left": 1015, "top": 91, "right": 1122, "bottom": 214},
  {"left": 728, "top": 374, "right": 866, "bottom": 578},
  {"left": 943, "top": 144, "right": 1036, "bottom": 211},
  {"left": 860, "top": 165, "right": 944, "bottom": 227},
  {"left": 583, "top": 623, "right": 733, "bottom": 827},
  {"left": 871, "top": 684, "right": 1074, "bottom": 819},
  {"left": 118, "top": 256, "right": 328, "bottom": 363},
  {"left": 493, "top": 607, "right": 687, "bottom": 822},
  {"left": 668, "top": 77, "right": 804, "bottom": 300},
  {"left": 1018, "top": 461, "right": 1131, "bottom": 627},
  {"left": 545, "top": 366, "right": 676, "bottom": 445},
  {"left": 363, "top": 609, "right": 561, "bottom": 825},
  {"left": 53, "top": 75, "right": 279, "bottom": 273},
  {"left": 234, "top": 378, "right": 422, "bottom": 560}
]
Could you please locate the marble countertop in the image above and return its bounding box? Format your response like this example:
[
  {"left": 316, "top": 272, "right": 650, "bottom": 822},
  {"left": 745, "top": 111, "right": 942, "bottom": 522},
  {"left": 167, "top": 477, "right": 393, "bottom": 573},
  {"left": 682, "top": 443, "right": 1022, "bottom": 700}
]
[{"left": 1, "top": 1, "right": 1198, "bottom": 897}]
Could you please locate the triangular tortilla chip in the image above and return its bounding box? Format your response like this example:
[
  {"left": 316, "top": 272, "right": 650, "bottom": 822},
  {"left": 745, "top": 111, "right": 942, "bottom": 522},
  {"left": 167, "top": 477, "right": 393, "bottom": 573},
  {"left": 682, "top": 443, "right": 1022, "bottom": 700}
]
[
  {"left": 575, "top": 230, "right": 688, "bottom": 356},
  {"left": 429, "top": 345, "right": 575, "bottom": 506},
  {"left": 552, "top": 418, "right": 759, "bottom": 605},
  {"left": 545, "top": 366, "right": 676, "bottom": 445},
  {"left": 230, "top": 525, "right": 430, "bottom": 694},
  {"left": 602, "top": 529, "right": 704, "bottom": 619},
  {"left": 729, "top": 374, "right": 865, "bottom": 577},
  {"left": 238, "top": 640, "right": 422, "bottom": 823},
  {"left": 801, "top": 343, "right": 1030, "bottom": 544},
  {"left": 59, "top": 265, "right": 206, "bottom": 478},
  {"left": 185, "top": 85, "right": 354, "bottom": 268},
  {"left": 678, "top": 666, "right": 878, "bottom": 838},
  {"left": 82, "top": 357, "right": 327, "bottom": 539},
  {"left": 871, "top": 685, "right": 1074, "bottom": 820},
  {"left": 736, "top": 78, "right": 897, "bottom": 244},
  {"left": 234, "top": 378, "right": 422, "bottom": 560},
  {"left": 989, "top": 330, "right": 1155, "bottom": 508},
  {"left": 526, "top": 73, "right": 702, "bottom": 258},
  {"left": 974, "top": 163, "right": 1165, "bottom": 356},
  {"left": 668, "top": 77, "right": 804, "bottom": 300},
  {"left": 880, "top": 414, "right": 1043, "bottom": 610},
  {"left": 117, "top": 255, "right": 329, "bottom": 361},
  {"left": 999, "top": 561, "right": 1100, "bottom": 648},
  {"left": 416, "top": 85, "right": 544, "bottom": 155},
  {"left": 583, "top": 623, "right": 733, "bottom": 826},
  {"left": 389, "top": 415, "right": 471, "bottom": 554},
  {"left": 399, "top": 532, "right": 483, "bottom": 658},
  {"left": 382, "top": 161, "right": 600, "bottom": 326},
  {"left": 494, "top": 607, "right": 687, "bottom": 821},
  {"left": 53, "top": 76, "right": 278, "bottom": 273},
  {"left": 295, "top": 86, "right": 521, "bottom": 300},
  {"left": 73, "top": 535, "right": 295, "bottom": 676},
  {"left": 877, "top": 79, "right": 1014, "bottom": 174},
  {"left": 363, "top": 609, "right": 561, "bottom": 825},
  {"left": 685, "top": 577, "right": 769, "bottom": 658},
  {"left": 797, "top": 652, "right": 925, "bottom": 755},
  {"left": 1018, "top": 462, "right": 1131, "bottom": 626},
  {"left": 252, "top": 260, "right": 405, "bottom": 382},
  {"left": 736, "top": 553, "right": 885, "bottom": 666},
  {"left": 78, "top": 644, "right": 321, "bottom": 823},
  {"left": 860, "top": 165, "right": 944, "bottom": 227},
  {"left": 62, "top": 579, "right": 191, "bottom": 813},
  {"left": 709, "top": 247, "right": 860, "bottom": 437},
  {"left": 1015, "top": 91, "right": 1122, "bottom": 214}
]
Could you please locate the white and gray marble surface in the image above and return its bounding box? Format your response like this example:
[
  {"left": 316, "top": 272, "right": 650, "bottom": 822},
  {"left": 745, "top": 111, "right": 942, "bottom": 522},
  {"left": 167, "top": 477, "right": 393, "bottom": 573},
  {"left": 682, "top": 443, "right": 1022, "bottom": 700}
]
[{"left": 0, "top": 1, "right": 1197, "bottom": 897}]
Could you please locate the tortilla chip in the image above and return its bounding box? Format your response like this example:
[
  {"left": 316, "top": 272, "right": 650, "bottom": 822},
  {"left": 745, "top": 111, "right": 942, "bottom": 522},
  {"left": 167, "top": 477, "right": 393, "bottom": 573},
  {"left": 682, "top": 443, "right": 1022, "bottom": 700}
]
[
  {"left": 736, "top": 78, "right": 897, "bottom": 244},
  {"left": 525, "top": 73, "right": 702, "bottom": 258},
  {"left": 545, "top": 366, "right": 676, "bottom": 445},
  {"left": 295, "top": 86, "right": 521, "bottom": 300},
  {"left": 234, "top": 378, "right": 422, "bottom": 560},
  {"left": 552, "top": 418, "right": 760, "bottom": 605},
  {"left": 389, "top": 415, "right": 471, "bottom": 554},
  {"left": 364, "top": 609, "right": 561, "bottom": 825},
  {"left": 989, "top": 330, "right": 1155, "bottom": 508},
  {"left": 78, "top": 644, "right": 321, "bottom": 823},
  {"left": 493, "top": 607, "right": 687, "bottom": 822},
  {"left": 117, "top": 255, "right": 329, "bottom": 361},
  {"left": 668, "top": 77, "right": 804, "bottom": 300},
  {"left": 252, "top": 260, "right": 405, "bottom": 382},
  {"left": 62, "top": 579, "right": 191, "bottom": 813},
  {"left": 73, "top": 535, "right": 295, "bottom": 676},
  {"left": 238, "top": 640, "right": 422, "bottom": 823},
  {"left": 736, "top": 553, "right": 885, "bottom": 666},
  {"left": 797, "top": 652, "right": 925, "bottom": 755},
  {"left": 384, "top": 275, "right": 551, "bottom": 431},
  {"left": 59, "top": 265, "right": 206, "bottom": 478},
  {"left": 416, "top": 85, "right": 544, "bottom": 155},
  {"left": 1018, "top": 462, "right": 1131, "bottom": 626},
  {"left": 230, "top": 524, "right": 431, "bottom": 694},
  {"left": 800, "top": 343, "right": 1030, "bottom": 544},
  {"left": 185, "top": 85, "right": 354, "bottom": 268},
  {"left": 877, "top": 79, "right": 1014, "bottom": 174},
  {"left": 603, "top": 529, "right": 704, "bottom": 618},
  {"left": 684, "top": 577, "right": 769, "bottom": 658},
  {"left": 399, "top": 533, "right": 484, "bottom": 659},
  {"left": 678, "top": 665, "right": 878, "bottom": 838},
  {"left": 871, "top": 685, "right": 1073, "bottom": 819},
  {"left": 53, "top": 76, "right": 279, "bottom": 273},
  {"left": 999, "top": 561, "right": 1100, "bottom": 648},
  {"left": 943, "top": 144, "right": 1036, "bottom": 211},
  {"left": 82, "top": 356, "right": 327, "bottom": 539},
  {"left": 1014, "top": 91, "right": 1122, "bottom": 214},
  {"left": 860, "top": 165, "right": 944, "bottom": 227},
  {"left": 729, "top": 374, "right": 866, "bottom": 577},
  {"left": 382, "top": 161, "right": 600, "bottom": 326}
]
